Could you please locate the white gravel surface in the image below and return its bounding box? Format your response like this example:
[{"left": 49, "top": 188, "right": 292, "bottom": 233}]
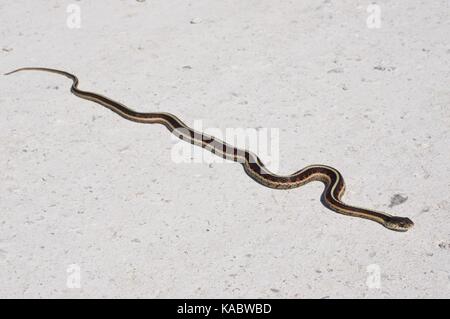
[{"left": 0, "top": 1, "right": 449, "bottom": 298}]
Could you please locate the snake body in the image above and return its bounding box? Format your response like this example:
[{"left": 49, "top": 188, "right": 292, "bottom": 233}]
[{"left": 5, "top": 67, "right": 414, "bottom": 232}]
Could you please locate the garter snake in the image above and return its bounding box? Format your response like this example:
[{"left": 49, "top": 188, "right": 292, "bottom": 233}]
[{"left": 5, "top": 67, "right": 414, "bottom": 232}]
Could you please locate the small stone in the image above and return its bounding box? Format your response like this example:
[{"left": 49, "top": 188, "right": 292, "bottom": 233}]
[
  {"left": 190, "top": 18, "right": 202, "bottom": 24},
  {"left": 374, "top": 65, "right": 396, "bottom": 72},
  {"left": 421, "top": 206, "right": 430, "bottom": 213},
  {"left": 327, "top": 67, "right": 344, "bottom": 74},
  {"left": 270, "top": 288, "right": 280, "bottom": 293}
]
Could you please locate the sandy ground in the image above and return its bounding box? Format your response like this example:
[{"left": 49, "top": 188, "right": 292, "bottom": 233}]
[{"left": 0, "top": 0, "right": 449, "bottom": 298}]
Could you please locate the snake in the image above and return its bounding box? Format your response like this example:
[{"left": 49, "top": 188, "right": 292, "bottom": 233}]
[{"left": 5, "top": 67, "right": 414, "bottom": 232}]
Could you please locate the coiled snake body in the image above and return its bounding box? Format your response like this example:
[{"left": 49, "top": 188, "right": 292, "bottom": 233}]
[{"left": 5, "top": 67, "right": 414, "bottom": 232}]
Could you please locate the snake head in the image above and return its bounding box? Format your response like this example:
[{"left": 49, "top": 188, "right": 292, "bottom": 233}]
[{"left": 383, "top": 216, "right": 414, "bottom": 232}]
